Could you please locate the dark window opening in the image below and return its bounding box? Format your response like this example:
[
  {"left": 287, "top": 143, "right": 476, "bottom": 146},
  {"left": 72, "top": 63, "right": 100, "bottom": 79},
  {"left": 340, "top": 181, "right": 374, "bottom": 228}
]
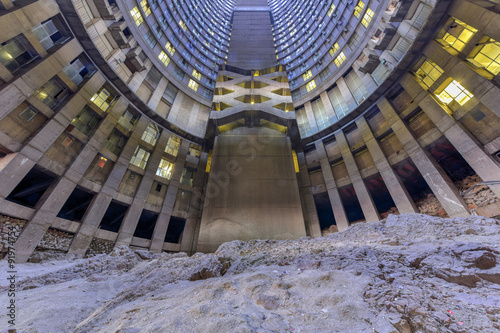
[
  {"left": 313, "top": 192, "right": 336, "bottom": 230},
  {"left": 164, "top": 217, "right": 186, "bottom": 244},
  {"left": 57, "top": 187, "right": 95, "bottom": 221},
  {"left": 133, "top": 210, "right": 158, "bottom": 240},
  {"left": 6, "top": 165, "right": 56, "bottom": 208},
  {"left": 99, "top": 200, "right": 128, "bottom": 232},
  {"left": 339, "top": 184, "right": 365, "bottom": 222}
]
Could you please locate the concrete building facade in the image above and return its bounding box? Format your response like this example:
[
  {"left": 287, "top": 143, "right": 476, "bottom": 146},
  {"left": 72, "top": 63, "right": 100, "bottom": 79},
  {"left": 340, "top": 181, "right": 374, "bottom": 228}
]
[{"left": 0, "top": 0, "right": 499, "bottom": 261}]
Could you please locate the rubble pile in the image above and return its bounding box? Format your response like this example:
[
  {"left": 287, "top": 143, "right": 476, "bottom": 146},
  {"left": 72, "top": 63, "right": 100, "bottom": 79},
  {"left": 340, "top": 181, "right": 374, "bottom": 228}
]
[
  {"left": 321, "top": 224, "right": 339, "bottom": 236},
  {"left": 416, "top": 193, "right": 447, "bottom": 217},
  {"left": 380, "top": 206, "right": 399, "bottom": 219},
  {"left": 36, "top": 228, "right": 74, "bottom": 252},
  {"left": 86, "top": 238, "right": 115, "bottom": 256},
  {"left": 1, "top": 214, "right": 499, "bottom": 333},
  {"left": 457, "top": 174, "right": 499, "bottom": 208},
  {"left": 0, "top": 215, "right": 27, "bottom": 258}
]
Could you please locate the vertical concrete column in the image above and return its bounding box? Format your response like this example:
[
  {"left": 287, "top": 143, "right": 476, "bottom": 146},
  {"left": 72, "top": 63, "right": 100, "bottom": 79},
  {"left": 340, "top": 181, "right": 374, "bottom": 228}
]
[
  {"left": 180, "top": 151, "right": 209, "bottom": 254},
  {"left": 320, "top": 91, "right": 337, "bottom": 120},
  {"left": 400, "top": 75, "right": 500, "bottom": 198},
  {"left": 147, "top": 77, "right": 169, "bottom": 110},
  {"left": 304, "top": 101, "right": 319, "bottom": 133},
  {"left": 67, "top": 107, "right": 149, "bottom": 255},
  {"left": 356, "top": 116, "right": 418, "bottom": 213},
  {"left": 335, "top": 130, "right": 380, "bottom": 222},
  {"left": 296, "top": 151, "right": 322, "bottom": 238},
  {"left": 14, "top": 98, "right": 126, "bottom": 262},
  {"left": 114, "top": 129, "right": 170, "bottom": 246},
  {"left": 0, "top": 0, "right": 14, "bottom": 10},
  {"left": 377, "top": 97, "right": 469, "bottom": 217},
  {"left": 314, "top": 141, "right": 349, "bottom": 231},
  {"left": 337, "top": 77, "right": 357, "bottom": 111},
  {"left": 149, "top": 140, "right": 190, "bottom": 252}
]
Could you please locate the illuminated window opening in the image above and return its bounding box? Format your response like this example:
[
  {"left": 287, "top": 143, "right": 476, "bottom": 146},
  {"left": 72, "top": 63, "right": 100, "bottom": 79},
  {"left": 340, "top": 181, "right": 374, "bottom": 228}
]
[
  {"left": 334, "top": 52, "right": 346, "bottom": 67},
  {"left": 90, "top": 87, "right": 114, "bottom": 112},
  {"left": 327, "top": 4, "right": 336, "bottom": 17},
  {"left": 158, "top": 51, "right": 171, "bottom": 66},
  {"left": 140, "top": 0, "right": 151, "bottom": 17},
  {"left": 179, "top": 20, "right": 187, "bottom": 31},
  {"left": 414, "top": 59, "right": 444, "bottom": 89},
  {"left": 192, "top": 69, "right": 202, "bottom": 80},
  {"left": 156, "top": 158, "right": 173, "bottom": 179},
  {"left": 302, "top": 70, "right": 312, "bottom": 81},
  {"left": 354, "top": 1, "right": 365, "bottom": 18},
  {"left": 436, "top": 80, "right": 474, "bottom": 107},
  {"left": 188, "top": 79, "right": 199, "bottom": 91},
  {"left": 292, "top": 150, "right": 300, "bottom": 173},
  {"left": 165, "top": 135, "right": 181, "bottom": 156},
  {"left": 440, "top": 18, "right": 477, "bottom": 52},
  {"left": 306, "top": 80, "right": 316, "bottom": 92},
  {"left": 141, "top": 123, "right": 159, "bottom": 146},
  {"left": 330, "top": 43, "right": 340, "bottom": 57},
  {"left": 97, "top": 156, "right": 107, "bottom": 168},
  {"left": 130, "top": 146, "right": 151, "bottom": 169},
  {"left": 165, "top": 42, "right": 176, "bottom": 56},
  {"left": 362, "top": 8, "right": 374, "bottom": 28},
  {"left": 130, "top": 7, "right": 144, "bottom": 26},
  {"left": 467, "top": 37, "right": 500, "bottom": 75}
]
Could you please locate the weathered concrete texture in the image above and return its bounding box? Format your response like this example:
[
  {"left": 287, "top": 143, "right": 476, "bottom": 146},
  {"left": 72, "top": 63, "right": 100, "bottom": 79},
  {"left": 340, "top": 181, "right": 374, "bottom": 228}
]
[{"left": 197, "top": 127, "right": 306, "bottom": 252}]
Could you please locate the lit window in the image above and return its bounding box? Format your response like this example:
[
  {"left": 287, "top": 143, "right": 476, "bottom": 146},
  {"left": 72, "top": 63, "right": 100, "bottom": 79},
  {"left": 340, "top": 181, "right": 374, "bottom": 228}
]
[
  {"left": 90, "top": 87, "right": 114, "bottom": 112},
  {"left": 205, "top": 150, "right": 212, "bottom": 173},
  {"left": 334, "top": 52, "right": 346, "bottom": 67},
  {"left": 467, "top": 37, "right": 500, "bottom": 75},
  {"left": 192, "top": 69, "right": 202, "bottom": 80},
  {"left": 0, "top": 35, "right": 38, "bottom": 74},
  {"left": 179, "top": 20, "right": 187, "bottom": 31},
  {"left": 34, "top": 79, "right": 68, "bottom": 110},
  {"left": 306, "top": 80, "right": 316, "bottom": 92},
  {"left": 437, "top": 80, "right": 474, "bottom": 106},
  {"left": 130, "top": 7, "right": 144, "bottom": 26},
  {"left": 130, "top": 146, "right": 151, "bottom": 169},
  {"left": 292, "top": 150, "right": 299, "bottom": 173},
  {"left": 141, "top": 122, "right": 159, "bottom": 145},
  {"left": 327, "top": 4, "right": 336, "bottom": 17},
  {"left": 19, "top": 106, "right": 38, "bottom": 122},
  {"left": 329, "top": 43, "right": 340, "bottom": 57},
  {"left": 188, "top": 79, "right": 199, "bottom": 91},
  {"left": 61, "top": 135, "right": 76, "bottom": 148},
  {"left": 362, "top": 8, "right": 374, "bottom": 28},
  {"left": 117, "top": 110, "right": 138, "bottom": 131},
  {"left": 158, "top": 51, "right": 171, "bottom": 66},
  {"left": 441, "top": 18, "right": 477, "bottom": 52},
  {"left": 165, "top": 135, "right": 181, "bottom": 156},
  {"left": 97, "top": 156, "right": 107, "bottom": 168},
  {"left": 140, "top": 0, "right": 151, "bottom": 17},
  {"left": 165, "top": 42, "right": 175, "bottom": 56},
  {"left": 414, "top": 59, "right": 444, "bottom": 88},
  {"left": 189, "top": 144, "right": 201, "bottom": 157},
  {"left": 302, "top": 70, "right": 312, "bottom": 81},
  {"left": 354, "top": 1, "right": 365, "bottom": 18},
  {"left": 156, "top": 158, "right": 173, "bottom": 179}
]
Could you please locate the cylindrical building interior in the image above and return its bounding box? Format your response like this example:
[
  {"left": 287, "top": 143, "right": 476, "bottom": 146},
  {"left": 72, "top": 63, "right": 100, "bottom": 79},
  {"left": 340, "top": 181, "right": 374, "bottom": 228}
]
[{"left": 1, "top": 0, "right": 500, "bottom": 262}]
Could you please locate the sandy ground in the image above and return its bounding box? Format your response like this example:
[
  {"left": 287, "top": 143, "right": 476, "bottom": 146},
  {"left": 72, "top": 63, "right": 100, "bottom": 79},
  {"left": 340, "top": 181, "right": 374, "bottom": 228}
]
[{"left": 1, "top": 213, "right": 499, "bottom": 333}]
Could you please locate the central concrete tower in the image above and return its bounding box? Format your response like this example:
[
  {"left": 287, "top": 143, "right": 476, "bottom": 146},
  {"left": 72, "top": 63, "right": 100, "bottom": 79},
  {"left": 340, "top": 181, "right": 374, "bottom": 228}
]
[{"left": 196, "top": 0, "right": 307, "bottom": 252}]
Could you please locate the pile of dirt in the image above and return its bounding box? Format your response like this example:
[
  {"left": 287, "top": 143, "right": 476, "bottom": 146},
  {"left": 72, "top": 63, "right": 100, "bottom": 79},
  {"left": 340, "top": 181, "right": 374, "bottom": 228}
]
[
  {"left": 1, "top": 213, "right": 499, "bottom": 333},
  {"left": 457, "top": 174, "right": 499, "bottom": 208},
  {"left": 416, "top": 193, "right": 447, "bottom": 217}
]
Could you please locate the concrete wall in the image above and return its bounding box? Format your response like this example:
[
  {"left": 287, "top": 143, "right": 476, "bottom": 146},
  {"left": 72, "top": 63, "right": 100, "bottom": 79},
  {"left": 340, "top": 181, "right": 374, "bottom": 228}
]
[{"left": 197, "top": 127, "right": 306, "bottom": 253}]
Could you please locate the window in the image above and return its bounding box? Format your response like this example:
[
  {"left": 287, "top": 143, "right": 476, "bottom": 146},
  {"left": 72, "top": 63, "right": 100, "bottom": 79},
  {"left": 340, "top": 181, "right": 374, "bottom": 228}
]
[
  {"left": 130, "top": 146, "right": 150, "bottom": 169},
  {"left": 311, "top": 98, "right": 329, "bottom": 130},
  {"left": 334, "top": 52, "right": 346, "bottom": 67},
  {"left": 61, "top": 135, "right": 76, "bottom": 148},
  {"left": 158, "top": 51, "right": 171, "bottom": 66},
  {"left": 354, "top": 1, "right": 365, "bottom": 18},
  {"left": 180, "top": 167, "right": 195, "bottom": 186},
  {"left": 103, "top": 130, "right": 127, "bottom": 155},
  {"left": 348, "top": 32, "right": 361, "bottom": 49},
  {"left": 0, "top": 35, "right": 38, "bottom": 73},
  {"left": 302, "top": 70, "right": 312, "bottom": 81},
  {"left": 179, "top": 20, "right": 187, "bottom": 31},
  {"left": 192, "top": 69, "right": 202, "bottom": 80},
  {"left": 62, "top": 58, "right": 91, "bottom": 86},
  {"left": 306, "top": 80, "right": 316, "bottom": 92},
  {"left": 467, "top": 37, "right": 500, "bottom": 75},
  {"left": 156, "top": 158, "right": 173, "bottom": 179},
  {"left": 141, "top": 122, "right": 159, "bottom": 145},
  {"left": 34, "top": 78, "right": 68, "bottom": 109},
  {"left": 90, "top": 87, "right": 114, "bottom": 112},
  {"left": 71, "top": 106, "right": 100, "bottom": 136},
  {"left": 163, "top": 83, "right": 178, "bottom": 103},
  {"left": 440, "top": 18, "right": 477, "bottom": 52},
  {"left": 328, "top": 86, "right": 349, "bottom": 118},
  {"left": 188, "top": 144, "right": 201, "bottom": 157},
  {"left": 414, "top": 59, "right": 444, "bottom": 88},
  {"left": 188, "top": 79, "right": 199, "bottom": 91},
  {"left": 117, "top": 110, "right": 138, "bottom": 131},
  {"left": 330, "top": 43, "right": 340, "bottom": 57},
  {"left": 436, "top": 80, "right": 473, "bottom": 107},
  {"left": 31, "top": 19, "right": 66, "bottom": 50},
  {"left": 144, "top": 31, "right": 157, "bottom": 48},
  {"left": 19, "top": 106, "right": 38, "bottom": 122},
  {"left": 130, "top": 7, "right": 144, "bottom": 26},
  {"left": 362, "top": 8, "right": 374, "bottom": 28},
  {"left": 165, "top": 42, "right": 175, "bottom": 56},
  {"left": 327, "top": 4, "right": 336, "bottom": 16},
  {"left": 296, "top": 107, "right": 312, "bottom": 137},
  {"left": 345, "top": 70, "right": 368, "bottom": 104},
  {"left": 165, "top": 135, "right": 181, "bottom": 156},
  {"left": 140, "top": 0, "right": 151, "bottom": 17},
  {"left": 97, "top": 156, "right": 107, "bottom": 168}
]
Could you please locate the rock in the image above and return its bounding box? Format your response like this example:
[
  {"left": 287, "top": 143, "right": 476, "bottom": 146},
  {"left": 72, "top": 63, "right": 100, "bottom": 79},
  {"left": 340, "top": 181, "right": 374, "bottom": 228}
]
[
  {"left": 255, "top": 294, "right": 280, "bottom": 310},
  {"left": 461, "top": 250, "right": 496, "bottom": 269}
]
